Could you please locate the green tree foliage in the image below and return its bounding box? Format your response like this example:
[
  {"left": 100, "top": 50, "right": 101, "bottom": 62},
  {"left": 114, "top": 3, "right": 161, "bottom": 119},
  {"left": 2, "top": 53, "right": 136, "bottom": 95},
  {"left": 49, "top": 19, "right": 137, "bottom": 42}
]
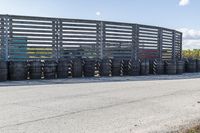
[{"left": 183, "top": 49, "right": 200, "bottom": 59}]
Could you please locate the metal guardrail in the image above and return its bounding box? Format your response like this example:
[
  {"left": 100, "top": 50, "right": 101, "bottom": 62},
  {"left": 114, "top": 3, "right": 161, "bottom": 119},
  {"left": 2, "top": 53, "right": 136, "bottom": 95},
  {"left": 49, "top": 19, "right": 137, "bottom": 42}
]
[{"left": 0, "top": 14, "right": 182, "bottom": 61}]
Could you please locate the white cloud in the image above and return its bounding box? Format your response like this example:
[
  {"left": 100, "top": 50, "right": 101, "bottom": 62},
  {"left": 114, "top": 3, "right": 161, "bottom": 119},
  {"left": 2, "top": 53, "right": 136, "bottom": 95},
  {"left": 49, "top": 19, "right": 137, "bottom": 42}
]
[
  {"left": 178, "top": 28, "right": 200, "bottom": 39},
  {"left": 177, "top": 28, "right": 200, "bottom": 49},
  {"left": 96, "top": 11, "right": 101, "bottom": 16},
  {"left": 182, "top": 40, "right": 200, "bottom": 49},
  {"left": 179, "top": 0, "right": 190, "bottom": 6}
]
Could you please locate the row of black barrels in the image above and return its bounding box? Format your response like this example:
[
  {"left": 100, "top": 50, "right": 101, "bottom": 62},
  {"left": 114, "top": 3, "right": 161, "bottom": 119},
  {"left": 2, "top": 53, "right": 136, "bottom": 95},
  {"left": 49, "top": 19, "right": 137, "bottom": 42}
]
[{"left": 0, "top": 59, "right": 200, "bottom": 81}]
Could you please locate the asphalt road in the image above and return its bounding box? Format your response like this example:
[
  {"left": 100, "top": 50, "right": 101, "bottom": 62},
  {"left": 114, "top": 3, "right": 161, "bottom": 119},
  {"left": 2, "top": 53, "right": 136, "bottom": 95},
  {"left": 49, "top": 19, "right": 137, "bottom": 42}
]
[{"left": 0, "top": 74, "right": 200, "bottom": 133}]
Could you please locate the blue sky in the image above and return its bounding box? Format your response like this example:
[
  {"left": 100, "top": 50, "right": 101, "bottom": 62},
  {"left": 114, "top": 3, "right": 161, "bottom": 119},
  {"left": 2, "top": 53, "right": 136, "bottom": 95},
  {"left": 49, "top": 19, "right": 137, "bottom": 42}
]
[{"left": 0, "top": 0, "right": 199, "bottom": 49}]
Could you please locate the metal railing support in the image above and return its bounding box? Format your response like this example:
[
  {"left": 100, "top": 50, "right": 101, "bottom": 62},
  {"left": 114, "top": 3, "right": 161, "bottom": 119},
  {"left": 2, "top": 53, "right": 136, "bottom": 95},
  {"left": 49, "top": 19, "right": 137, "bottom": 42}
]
[
  {"left": 4, "top": 15, "right": 9, "bottom": 61},
  {"left": 58, "top": 19, "right": 63, "bottom": 60},
  {"left": 52, "top": 20, "right": 58, "bottom": 61},
  {"left": 172, "top": 30, "right": 176, "bottom": 61},
  {"left": 132, "top": 24, "right": 139, "bottom": 60},
  {"left": 99, "top": 21, "right": 105, "bottom": 59},
  {"left": 158, "top": 28, "right": 163, "bottom": 60},
  {"left": 180, "top": 32, "right": 183, "bottom": 60}
]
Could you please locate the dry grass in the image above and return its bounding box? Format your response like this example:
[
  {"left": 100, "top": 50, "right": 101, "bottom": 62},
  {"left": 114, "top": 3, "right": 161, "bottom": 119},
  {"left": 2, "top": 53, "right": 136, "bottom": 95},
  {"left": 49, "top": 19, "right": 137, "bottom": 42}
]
[{"left": 183, "top": 125, "right": 200, "bottom": 133}]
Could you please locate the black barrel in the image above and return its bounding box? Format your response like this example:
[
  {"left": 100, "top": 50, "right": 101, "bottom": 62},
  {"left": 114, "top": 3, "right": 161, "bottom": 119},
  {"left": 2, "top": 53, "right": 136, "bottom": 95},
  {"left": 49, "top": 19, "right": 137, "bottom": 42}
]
[
  {"left": 149, "top": 60, "right": 154, "bottom": 75},
  {"left": 0, "top": 61, "right": 8, "bottom": 81},
  {"left": 153, "top": 59, "right": 164, "bottom": 75},
  {"left": 83, "top": 59, "right": 96, "bottom": 77},
  {"left": 29, "top": 61, "right": 42, "bottom": 79},
  {"left": 57, "top": 59, "right": 72, "bottom": 79},
  {"left": 176, "top": 60, "right": 185, "bottom": 74},
  {"left": 184, "top": 59, "right": 189, "bottom": 72},
  {"left": 128, "top": 60, "right": 140, "bottom": 76},
  {"left": 122, "top": 59, "right": 129, "bottom": 76},
  {"left": 182, "top": 58, "right": 187, "bottom": 73},
  {"left": 9, "top": 61, "right": 28, "bottom": 80},
  {"left": 112, "top": 58, "right": 122, "bottom": 76},
  {"left": 165, "top": 60, "right": 177, "bottom": 75},
  {"left": 140, "top": 60, "right": 150, "bottom": 75},
  {"left": 72, "top": 58, "right": 83, "bottom": 78},
  {"left": 43, "top": 60, "right": 57, "bottom": 79},
  {"left": 196, "top": 59, "right": 200, "bottom": 72},
  {"left": 99, "top": 58, "right": 112, "bottom": 77},
  {"left": 185, "top": 59, "right": 196, "bottom": 73}
]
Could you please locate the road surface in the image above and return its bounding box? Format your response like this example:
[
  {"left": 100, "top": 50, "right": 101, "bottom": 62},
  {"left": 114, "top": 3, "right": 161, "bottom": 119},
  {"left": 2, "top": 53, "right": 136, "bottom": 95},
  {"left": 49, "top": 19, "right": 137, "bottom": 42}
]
[{"left": 0, "top": 74, "right": 200, "bottom": 133}]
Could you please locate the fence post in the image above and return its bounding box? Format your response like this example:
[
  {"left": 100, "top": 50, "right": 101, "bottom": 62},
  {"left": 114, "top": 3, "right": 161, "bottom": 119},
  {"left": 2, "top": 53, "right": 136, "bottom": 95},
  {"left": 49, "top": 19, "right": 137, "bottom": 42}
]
[
  {"left": 58, "top": 19, "right": 63, "bottom": 60},
  {"left": 131, "top": 25, "right": 135, "bottom": 59},
  {"left": 52, "top": 19, "right": 58, "bottom": 61},
  {"left": 56, "top": 19, "right": 59, "bottom": 61},
  {"left": 180, "top": 32, "right": 183, "bottom": 60},
  {"left": 172, "top": 30, "right": 176, "bottom": 61},
  {"left": 99, "top": 21, "right": 105, "bottom": 59},
  {"left": 8, "top": 18, "right": 13, "bottom": 61},
  {"left": 4, "top": 15, "right": 9, "bottom": 61},
  {"left": 0, "top": 17, "right": 4, "bottom": 60},
  {"left": 158, "top": 28, "right": 163, "bottom": 60},
  {"left": 96, "top": 22, "right": 100, "bottom": 59},
  {"left": 132, "top": 24, "right": 139, "bottom": 60},
  {"left": 132, "top": 24, "right": 137, "bottom": 60}
]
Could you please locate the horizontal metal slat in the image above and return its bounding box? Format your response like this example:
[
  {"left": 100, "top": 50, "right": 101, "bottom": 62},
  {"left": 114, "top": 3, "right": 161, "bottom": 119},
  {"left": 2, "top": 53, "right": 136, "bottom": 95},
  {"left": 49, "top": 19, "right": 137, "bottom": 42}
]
[
  {"left": 139, "top": 28, "right": 158, "bottom": 33},
  {"left": 162, "top": 34, "right": 173, "bottom": 38},
  {"left": 12, "top": 33, "right": 54, "bottom": 37},
  {"left": 61, "top": 35, "right": 97, "bottom": 39},
  {"left": 138, "top": 24, "right": 159, "bottom": 30},
  {"left": 9, "top": 49, "right": 53, "bottom": 53},
  {"left": 12, "top": 29, "right": 53, "bottom": 33},
  {"left": 105, "top": 37, "right": 132, "bottom": 40},
  {"left": 139, "top": 45, "right": 158, "bottom": 48},
  {"left": 62, "top": 27, "right": 97, "bottom": 31},
  {"left": 139, "top": 35, "right": 158, "bottom": 38},
  {"left": 139, "top": 38, "right": 158, "bottom": 41},
  {"left": 162, "top": 40, "right": 172, "bottom": 43},
  {"left": 61, "top": 43, "right": 97, "bottom": 46},
  {"left": 139, "top": 32, "right": 158, "bottom": 36},
  {"left": 105, "top": 40, "right": 132, "bottom": 43},
  {"left": 10, "top": 37, "right": 53, "bottom": 41},
  {"left": 139, "top": 42, "right": 158, "bottom": 45},
  {"left": 61, "top": 39, "right": 96, "bottom": 42},
  {"left": 12, "top": 20, "right": 53, "bottom": 26},
  {"left": 104, "top": 21, "right": 133, "bottom": 27},
  {"left": 62, "top": 31, "right": 96, "bottom": 34},
  {"left": 105, "top": 33, "right": 132, "bottom": 36},
  {"left": 61, "top": 23, "right": 97, "bottom": 28},
  {"left": 9, "top": 41, "right": 54, "bottom": 44},
  {"left": 27, "top": 46, "right": 54, "bottom": 49},
  {"left": 12, "top": 25, "right": 53, "bottom": 29},
  {"left": 106, "top": 29, "right": 132, "bottom": 33},
  {"left": 105, "top": 25, "right": 132, "bottom": 30}
]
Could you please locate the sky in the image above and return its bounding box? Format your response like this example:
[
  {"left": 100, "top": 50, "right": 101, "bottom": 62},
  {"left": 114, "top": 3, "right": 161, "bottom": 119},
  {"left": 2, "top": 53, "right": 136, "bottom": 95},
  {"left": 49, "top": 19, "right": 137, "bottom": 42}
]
[{"left": 0, "top": 0, "right": 199, "bottom": 49}]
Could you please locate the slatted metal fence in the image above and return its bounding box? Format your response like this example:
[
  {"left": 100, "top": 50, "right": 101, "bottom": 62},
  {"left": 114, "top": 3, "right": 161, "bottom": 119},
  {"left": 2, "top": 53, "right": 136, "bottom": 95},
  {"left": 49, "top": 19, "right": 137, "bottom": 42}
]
[{"left": 0, "top": 14, "right": 182, "bottom": 61}]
